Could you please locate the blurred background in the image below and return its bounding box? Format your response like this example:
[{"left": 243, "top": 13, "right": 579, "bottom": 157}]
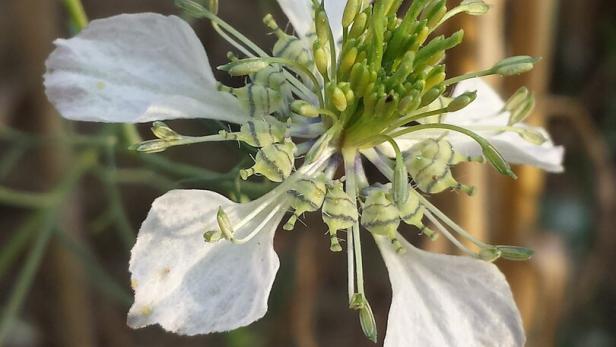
[{"left": 0, "top": 0, "right": 614, "bottom": 346}]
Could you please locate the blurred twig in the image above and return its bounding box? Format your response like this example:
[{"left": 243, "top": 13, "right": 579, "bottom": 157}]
[{"left": 543, "top": 96, "right": 616, "bottom": 309}]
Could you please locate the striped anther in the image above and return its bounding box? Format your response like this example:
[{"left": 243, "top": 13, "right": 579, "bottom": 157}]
[
  {"left": 283, "top": 176, "right": 328, "bottom": 231},
  {"left": 240, "top": 138, "right": 296, "bottom": 182},
  {"left": 361, "top": 189, "right": 405, "bottom": 253},
  {"left": 398, "top": 189, "right": 438, "bottom": 240},
  {"left": 405, "top": 139, "right": 475, "bottom": 195},
  {"left": 322, "top": 181, "right": 358, "bottom": 252}
]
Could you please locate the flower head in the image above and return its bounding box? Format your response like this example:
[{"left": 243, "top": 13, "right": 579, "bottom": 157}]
[{"left": 44, "top": 0, "right": 564, "bottom": 345}]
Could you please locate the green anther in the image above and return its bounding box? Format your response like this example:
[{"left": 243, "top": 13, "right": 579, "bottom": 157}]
[
  {"left": 516, "top": 128, "right": 548, "bottom": 145},
  {"left": 332, "top": 86, "right": 348, "bottom": 112},
  {"left": 131, "top": 139, "right": 169, "bottom": 154},
  {"left": 478, "top": 247, "right": 502, "bottom": 262},
  {"left": 349, "top": 12, "right": 369, "bottom": 39},
  {"left": 240, "top": 138, "right": 296, "bottom": 182},
  {"left": 216, "top": 207, "right": 235, "bottom": 241},
  {"left": 291, "top": 100, "right": 320, "bottom": 117},
  {"left": 461, "top": 0, "right": 490, "bottom": 15},
  {"left": 447, "top": 90, "right": 477, "bottom": 112},
  {"left": 508, "top": 92, "right": 535, "bottom": 125},
  {"left": 424, "top": 0, "right": 447, "bottom": 29},
  {"left": 505, "top": 87, "right": 530, "bottom": 113},
  {"left": 398, "top": 189, "right": 437, "bottom": 240},
  {"left": 221, "top": 115, "right": 287, "bottom": 147},
  {"left": 314, "top": 44, "right": 330, "bottom": 78},
  {"left": 220, "top": 60, "right": 269, "bottom": 76},
  {"left": 496, "top": 245, "right": 534, "bottom": 261},
  {"left": 343, "top": 0, "right": 362, "bottom": 28},
  {"left": 151, "top": 121, "right": 181, "bottom": 141},
  {"left": 322, "top": 180, "right": 358, "bottom": 251},
  {"left": 284, "top": 176, "right": 328, "bottom": 231},
  {"left": 405, "top": 139, "right": 476, "bottom": 195},
  {"left": 361, "top": 189, "right": 404, "bottom": 253},
  {"left": 420, "top": 84, "right": 445, "bottom": 107},
  {"left": 492, "top": 56, "right": 541, "bottom": 76},
  {"left": 203, "top": 229, "right": 222, "bottom": 243}
]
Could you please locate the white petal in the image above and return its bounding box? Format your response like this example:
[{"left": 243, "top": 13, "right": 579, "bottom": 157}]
[
  {"left": 375, "top": 235, "right": 525, "bottom": 347},
  {"left": 128, "top": 190, "right": 283, "bottom": 335},
  {"left": 44, "top": 13, "right": 246, "bottom": 124},
  {"left": 276, "top": 0, "right": 351, "bottom": 44},
  {"left": 276, "top": 0, "right": 314, "bottom": 39},
  {"left": 445, "top": 78, "right": 508, "bottom": 126}
]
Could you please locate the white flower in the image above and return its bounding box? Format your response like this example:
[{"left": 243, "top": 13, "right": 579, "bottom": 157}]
[{"left": 44, "top": 1, "right": 564, "bottom": 346}]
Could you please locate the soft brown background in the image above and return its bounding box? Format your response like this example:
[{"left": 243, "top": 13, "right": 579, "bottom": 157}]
[{"left": 1, "top": 0, "right": 615, "bottom": 346}]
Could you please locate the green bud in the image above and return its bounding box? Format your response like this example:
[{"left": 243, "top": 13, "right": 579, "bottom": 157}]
[
  {"left": 447, "top": 91, "right": 477, "bottom": 112},
  {"left": 478, "top": 247, "right": 502, "bottom": 262},
  {"left": 493, "top": 56, "right": 541, "bottom": 76},
  {"left": 315, "top": 10, "right": 331, "bottom": 46},
  {"left": 332, "top": 86, "right": 348, "bottom": 112},
  {"left": 425, "top": 0, "right": 447, "bottom": 29},
  {"left": 416, "top": 30, "right": 464, "bottom": 66},
  {"left": 343, "top": 0, "right": 361, "bottom": 28},
  {"left": 220, "top": 60, "right": 269, "bottom": 76},
  {"left": 497, "top": 245, "right": 534, "bottom": 261},
  {"left": 461, "top": 0, "right": 490, "bottom": 15},
  {"left": 314, "top": 44, "right": 330, "bottom": 77},
  {"left": 349, "top": 12, "right": 369, "bottom": 38},
  {"left": 130, "top": 140, "right": 169, "bottom": 154},
  {"left": 151, "top": 121, "right": 181, "bottom": 141},
  {"left": 420, "top": 84, "right": 445, "bottom": 107},
  {"left": 424, "top": 65, "right": 446, "bottom": 91},
  {"left": 216, "top": 207, "right": 235, "bottom": 241},
  {"left": 340, "top": 47, "right": 359, "bottom": 78},
  {"left": 291, "top": 100, "right": 320, "bottom": 117}
]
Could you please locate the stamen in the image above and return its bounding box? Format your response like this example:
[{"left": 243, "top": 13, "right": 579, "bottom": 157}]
[{"left": 423, "top": 210, "right": 477, "bottom": 257}]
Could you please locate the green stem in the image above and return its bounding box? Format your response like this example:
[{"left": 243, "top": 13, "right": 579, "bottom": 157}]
[
  {"left": 0, "top": 186, "right": 56, "bottom": 209},
  {"left": 0, "top": 213, "right": 43, "bottom": 278},
  {"left": 443, "top": 69, "right": 493, "bottom": 87},
  {"left": 0, "top": 215, "right": 56, "bottom": 344},
  {"left": 385, "top": 106, "right": 449, "bottom": 132},
  {"left": 0, "top": 150, "right": 97, "bottom": 345},
  {"left": 343, "top": 149, "right": 365, "bottom": 296}
]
